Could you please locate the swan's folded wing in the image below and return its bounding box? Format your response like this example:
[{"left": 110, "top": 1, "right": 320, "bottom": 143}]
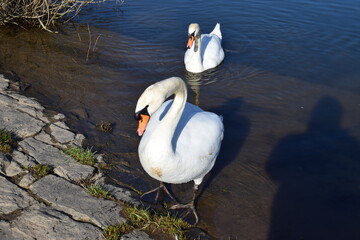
[{"left": 175, "top": 110, "right": 224, "bottom": 160}]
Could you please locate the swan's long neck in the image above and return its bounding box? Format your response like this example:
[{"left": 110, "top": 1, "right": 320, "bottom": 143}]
[
  {"left": 193, "top": 35, "right": 202, "bottom": 64},
  {"left": 151, "top": 78, "right": 187, "bottom": 155},
  {"left": 185, "top": 33, "right": 203, "bottom": 73}
]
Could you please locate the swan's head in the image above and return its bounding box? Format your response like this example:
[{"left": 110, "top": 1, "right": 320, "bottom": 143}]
[
  {"left": 134, "top": 82, "right": 167, "bottom": 136},
  {"left": 187, "top": 23, "right": 201, "bottom": 49}
]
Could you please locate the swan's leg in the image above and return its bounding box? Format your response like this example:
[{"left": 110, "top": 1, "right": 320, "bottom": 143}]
[
  {"left": 140, "top": 182, "right": 176, "bottom": 202},
  {"left": 170, "top": 183, "right": 199, "bottom": 225}
]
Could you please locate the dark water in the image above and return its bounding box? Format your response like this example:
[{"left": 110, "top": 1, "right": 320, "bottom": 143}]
[{"left": 1, "top": 0, "right": 360, "bottom": 239}]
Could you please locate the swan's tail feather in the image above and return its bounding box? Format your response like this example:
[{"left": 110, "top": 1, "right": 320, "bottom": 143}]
[{"left": 210, "top": 23, "right": 222, "bottom": 39}]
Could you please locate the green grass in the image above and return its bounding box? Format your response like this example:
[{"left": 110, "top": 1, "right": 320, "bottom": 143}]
[
  {"left": 64, "top": 146, "right": 96, "bottom": 166},
  {"left": 87, "top": 184, "right": 112, "bottom": 199},
  {"left": 0, "top": 129, "right": 17, "bottom": 154},
  {"left": 30, "top": 164, "right": 52, "bottom": 180},
  {"left": 104, "top": 204, "right": 192, "bottom": 240}
]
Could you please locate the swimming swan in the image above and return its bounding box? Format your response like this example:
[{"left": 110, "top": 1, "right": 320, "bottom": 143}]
[
  {"left": 184, "top": 23, "right": 225, "bottom": 73},
  {"left": 135, "top": 77, "right": 224, "bottom": 224}
]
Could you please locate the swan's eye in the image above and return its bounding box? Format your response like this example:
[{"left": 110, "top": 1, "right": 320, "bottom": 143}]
[{"left": 134, "top": 105, "right": 149, "bottom": 121}]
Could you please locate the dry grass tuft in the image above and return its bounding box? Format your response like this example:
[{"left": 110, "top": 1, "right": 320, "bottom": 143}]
[
  {"left": 0, "top": 129, "right": 17, "bottom": 154},
  {"left": 104, "top": 203, "right": 193, "bottom": 240},
  {"left": 64, "top": 146, "right": 96, "bottom": 166}
]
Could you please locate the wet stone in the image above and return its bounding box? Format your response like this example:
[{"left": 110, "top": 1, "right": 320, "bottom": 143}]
[
  {"left": 0, "top": 104, "right": 45, "bottom": 138},
  {"left": 121, "top": 230, "right": 154, "bottom": 240},
  {"left": 95, "top": 176, "right": 140, "bottom": 206},
  {"left": 16, "top": 105, "right": 37, "bottom": 119},
  {"left": 54, "top": 121, "right": 70, "bottom": 130},
  {"left": 73, "top": 133, "right": 86, "bottom": 147},
  {"left": 0, "top": 175, "right": 35, "bottom": 215},
  {"left": 9, "top": 93, "right": 44, "bottom": 111},
  {"left": 34, "top": 130, "right": 54, "bottom": 145},
  {"left": 35, "top": 110, "right": 50, "bottom": 124},
  {"left": 12, "top": 150, "right": 37, "bottom": 168},
  {"left": 0, "top": 93, "right": 14, "bottom": 105},
  {"left": 0, "top": 221, "right": 29, "bottom": 240},
  {"left": 4, "top": 160, "right": 25, "bottom": 177},
  {"left": 49, "top": 123, "right": 76, "bottom": 144},
  {"left": 19, "top": 137, "right": 94, "bottom": 181},
  {"left": 0, "top": 81, "right": 9, "bottom": 92},
  {"left": 53, "top": 113, "right": 66, "bottom": 120},
  {"left": 11, "top": 204, "right": 104, "bottom": 240},
  {"left": 0, "top": 75, "right": 9, "bottom": 91},
  {"left": 0, "top": 152, "right": 11, "bottom": 175},
  {"left": 18, "top": 173, "right": 36, "bottom": 189},
  {"left": 30, "top": 175, "right": 126, "bottom": 228}
]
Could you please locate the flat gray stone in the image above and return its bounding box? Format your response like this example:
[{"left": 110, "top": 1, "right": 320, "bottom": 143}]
[
  {"left": 0, "top": 104, "right": 45, "bottom": 138},
  {"left": 0, "top": 175, "right": 35, "bottom": 215},
  {"left": 54, "top": 121, "right": 70, "bottom": 130},
  {"left": 34, "top": 130, "right": 54, "bottom": 145},
  {"left": 73, "top": 133, "right": 86, "bottom": 147},
  {"left": 121, "top": 230, "right": 154, "bottom": 240},
  {"left": 35, "top": 110, "right": 50, "bottom": 124},
  {"left": 16, "top": 105, "right": 37, "bottom": 118},
  {"left": 53, "top": 113, "right": 66, "bottom": 120},
  {"left": 49, "top": 123, "right": 76, "bottom": 144},
  {"left": 34, "top": 130, "right": 68, "bottom": 150},
  {"left": 0, "top": 152, "right": 11, "bottom": 175},
  {"left": 11, "top": 204, "right": 104, "bottom": 240},
  {"left": 0, "top": 93, "right": 14, "bottom": 105},
  {"left": 19, "top": 137, "right": 94, "bottom": 181},
  {"left": 0, "top": 221, "right": 30, "bottom": 240},
  {"left": 4, "top": 160, "right": 25, "bottom": 177},
  {"left": 30, "top": 175, "right": 125, "bottom": 228},
  {"left": 18, "top": 173, "right": 36, "bottom": 189},
  {"left": 0, "top": 75, "right": 9, "bottom": 91},
  {"left": 12, "top": 150, "right": 37, "bottom": 168},
  {"left": 9, "top": 93, "right": 44, "bottom": 111},
  {"left": 96, "top": 176, "right": 140, "bottom": 206}
]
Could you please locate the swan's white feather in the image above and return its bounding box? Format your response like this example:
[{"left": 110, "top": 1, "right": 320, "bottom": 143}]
[
  {"left": 137, "top": 79, "right": 224, "bottom": 186},
  {"left": 184, "top": 23, "right": 225, "bottom": 73}
]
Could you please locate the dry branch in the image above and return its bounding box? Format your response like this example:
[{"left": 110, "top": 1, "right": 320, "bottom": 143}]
[{"left": 0, "top": 0, "right": 106, "bottom": 32}]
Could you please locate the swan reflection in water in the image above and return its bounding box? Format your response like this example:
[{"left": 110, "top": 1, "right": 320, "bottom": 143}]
[{"left": 184, "top": 68, "right": 220, "bottom": 106}]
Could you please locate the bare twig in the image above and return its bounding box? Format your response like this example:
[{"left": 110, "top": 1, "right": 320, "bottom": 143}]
[
  {"left": 86, "top": 23, "right": 92, "bottom": 62},
  {"left": 0, "top": 0, "right": 108, "bottom": 31},
  {"left": 93, "top": 34, "right": 102, "bottom": 52}
]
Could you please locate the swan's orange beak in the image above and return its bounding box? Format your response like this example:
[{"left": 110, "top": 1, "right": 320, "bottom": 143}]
[
  {"left": 137, "top": 114, "right": 150, "bottom": 136},
  {"left": 187, "top": 35, "right": 195, "bottom": 49}
]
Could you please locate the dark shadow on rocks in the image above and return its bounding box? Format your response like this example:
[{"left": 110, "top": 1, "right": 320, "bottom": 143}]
[{"left": 266, "top": 96, "right": 360, "bottom": 240}]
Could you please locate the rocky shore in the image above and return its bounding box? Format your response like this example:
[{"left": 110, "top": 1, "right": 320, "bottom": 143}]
[{"left": 0, "top": 75, "right": 154, "bottom": 240}]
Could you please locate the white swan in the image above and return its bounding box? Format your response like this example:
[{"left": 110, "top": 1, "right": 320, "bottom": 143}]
[
  {"left": 184, "top": 23, "right": 225, "bottom": 73},
  {"left": 135, "top": 77, "right": 224, "bottom": 224}
]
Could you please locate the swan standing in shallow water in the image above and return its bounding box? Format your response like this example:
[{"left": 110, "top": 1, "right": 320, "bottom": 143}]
[
  {"left": 184, "top": 23, "right": 225, "bottom": 73},
  {"left": 135, "top": 77, "right": 224, "bottom": 224}
]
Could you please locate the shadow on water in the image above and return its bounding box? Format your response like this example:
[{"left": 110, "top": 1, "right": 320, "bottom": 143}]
[
  {"left": 200, "top": 97, "right": 251, "bottom": 196},
  {"left": 266, "top": 96, "right": 360, "bottom": 240}
]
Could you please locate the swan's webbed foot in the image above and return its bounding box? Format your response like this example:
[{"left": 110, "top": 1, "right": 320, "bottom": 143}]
[
  {"left": 170, "top": 202, "right": 199, "bottom": 225},
  {"left": 140, "top": 182, "right": 176, "bottom": 203},
  {"left": 169, "top": 183, "right": 200, "bottom": 225}
]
